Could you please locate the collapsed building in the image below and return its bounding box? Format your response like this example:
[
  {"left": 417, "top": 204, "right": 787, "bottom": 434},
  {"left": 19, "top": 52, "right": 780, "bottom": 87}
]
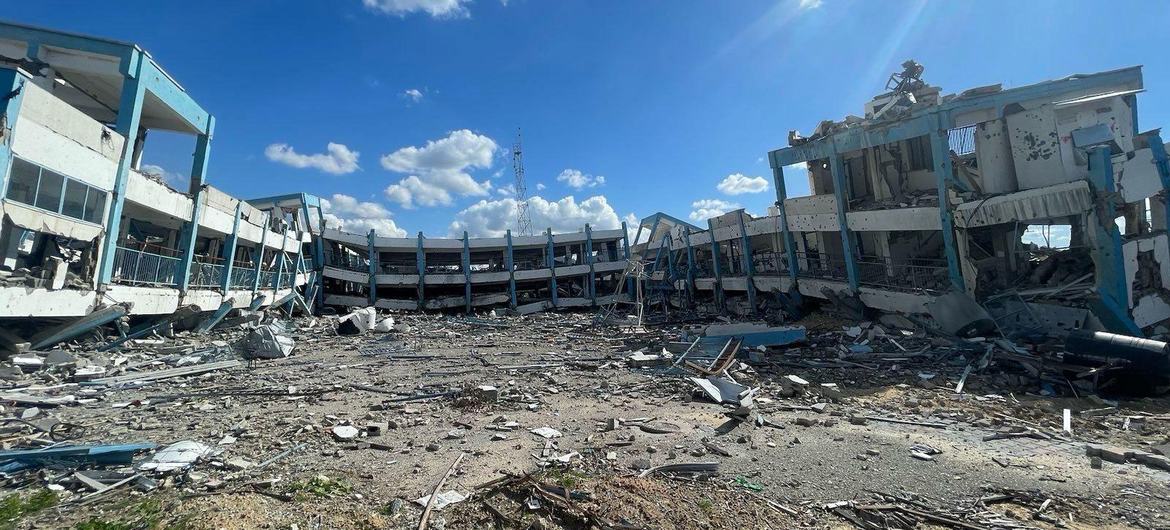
[{"left": 634, "top": 62, "right": 1170, "bottom": 338}]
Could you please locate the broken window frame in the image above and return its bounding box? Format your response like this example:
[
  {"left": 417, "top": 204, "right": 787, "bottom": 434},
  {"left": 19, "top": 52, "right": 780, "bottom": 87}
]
[
  {"left": 906, "top": 135, "right": 933, "bottom": 171},
  {"left": 4, "top": 157, "right": 109, "bottom": 226}
]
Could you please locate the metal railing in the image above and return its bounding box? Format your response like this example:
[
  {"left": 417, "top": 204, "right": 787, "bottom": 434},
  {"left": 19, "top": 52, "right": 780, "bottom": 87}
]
[
  {"left": 188, "top": 256, "right": 225, "bottom": 289},
  {"left": 793, "top": 251, "right": 849, "bottom": 281},
  {"left": 751, "top": 251, "right": 790, "bottom": 276},
  {"left": 856, "top": 255, "right": 949, "bottom": 292},
  {"left": 379, "top": 264, "right": 417, "bottom": 274},
  {"left": 229, "top": 263, "right": 256, "bottom": 289},
  {"left": 323, "top": 248, "right": 368, "bottom": 272},
  {"left": 257, "top": 269, "right": 278, "bottom": 288},
  {"left": 513, "top": 258, "right": 547, "bottom": 271},
  {"left": 112, "top": 246, "right": 180, "bottom": 286},
  {"left": 424, "top": 264, "right": 463, "bottom": 274}
]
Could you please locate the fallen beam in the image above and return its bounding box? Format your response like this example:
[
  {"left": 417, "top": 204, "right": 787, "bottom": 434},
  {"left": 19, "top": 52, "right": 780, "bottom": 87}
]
[
  {"left": 30, "top": 303, "right": 131, "bottom": 351},
  {"left": 82, "top": 360, "right": 242, "bottom": 386}
]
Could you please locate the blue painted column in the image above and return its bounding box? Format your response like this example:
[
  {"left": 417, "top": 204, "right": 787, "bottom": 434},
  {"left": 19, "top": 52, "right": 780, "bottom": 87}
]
[
  {"left": 251, "top": 213, "right": 270, "bottom": 296},
  {"left": 505, "top": 230, "right": 517, "bottom": 308},
  {"left": 547, "top": 228, "right": 558, "bottom": 307},
  {"left": 621, "top": 220, "right": 634, "bottom": 299},
  {"left": 313, "top": 202, "right": 326, "bottom": 268},
  {"left": 828, "top": 155, "right": 860, "bottom": 290},
  {"left": 0, "top": 68, "right": 28, "bottom": 196},
  {"left": 1087, "top": 146, "right": 1142, "bottom": 335},
  {"left": 415, "top": 231, "right": 426, "bottom": 310},
  {"left": 707, "top": 219, "right": 725, "bottom": 310},
  {"left": 462, "top": 231, "right": 472, "bottom": 313},
  {"left": 174, "top": 185, "right": 206, "bottom": 293},
  {"left": 928, "top": 118, "right": 966, "bottom": 291},
  {"left": 738, "top": 214, "right": 758, "bottom": 314},
  {"left": 219, "top": 202, "right": 242, "bottom": 292},
  {"left": 366, "top": 229, "right": 377, "bottom": 305},
  {"left": 585, "top": 224, "right": 596, "bottom": 305},
  {"left": 683, "top": 227, "right": 696, "bottom": 306},
  {"left": 272, "top": 240, "right": 286, "bottom": 292},
  {"left": 97, "top": 52, "right": 147, "bottom": 286},
  {"left": 769, "top": 159, "right": 801, "bottom": 287}
]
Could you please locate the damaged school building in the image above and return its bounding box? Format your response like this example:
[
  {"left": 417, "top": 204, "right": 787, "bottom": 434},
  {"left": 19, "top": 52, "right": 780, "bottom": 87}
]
[
  {"left": 633, "top": 61, "right": 1170, "bottom": 339},
  {"left": 2, "top": 21, "right": 1170, "bottom": 349}
]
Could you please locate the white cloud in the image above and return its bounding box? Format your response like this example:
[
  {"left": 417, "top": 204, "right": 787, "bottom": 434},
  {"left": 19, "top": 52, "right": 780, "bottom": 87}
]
[
  {"left": 536, "top": 182, "right": 546, "bottom": 191},
  {"left": 381, "top": 129, "right": 498, "bottom": 208},
  {"left": 798, "top": 0, "right": 823, "bottom": 10},
  {"left": 139, "top": 164, "right": 188, "bottom": 192},
  {"left": 362, "top": 0, "right": 470, "bottom": 18},
  {"left": 716, "top": 173, "right": 769, "bottom": 195},
  {"left": 320, "top": 194, "right": 406, "bottom": 237},
  {"left": 555, "top": 169, "right": 606, "bottom": 189},
  {"left": 403, "top": 88, "right": 424, "bottom": 103},
  {"left": 265, "top": 142, "right": 360, "bottom": 175},
  {"left": 449, "top": 195, "right": 624, "bottom": 237},
  {"left": 495, "top": 183, "right": 517, "bottom": 196},
  {"left": 689, "top": 199, "right": 741, "bottom": 221}
]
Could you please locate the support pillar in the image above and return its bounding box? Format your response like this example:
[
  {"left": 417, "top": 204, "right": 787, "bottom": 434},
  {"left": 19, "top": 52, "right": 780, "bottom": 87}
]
[
  {"left": 684, "top": 227, "right": 696, "bottom": 307},
  {"left": 928, "top": 116, "right": 966, "bottom": 291},
  {"left": 367, "top": 228, "right": 377, "bottom": 306},
  {"left": 462, "top": 231, "right": 472, "bottom": 313},
  {"left": 621, "top": 220, "right": 633, "bottom": 299},
  {"left": 97, "top": 53, "right": 147, "bottom": 287},
  {"left": 769, "top": 159, "right": 801, "bottom": 290},
  {"left": 251, "top": 214, "right": 270, "bottom": 297},
  {"left": 547, "top": 228, "right": 558, "bottom": 307},
  {"left": 585, "top": 224, "right": 596, "bottom": 305},
  {"left": 219, "top": 202, "right": 242, "bottom": 292},
  {"left": 505, "top": 230, "right": 517, "bottom": 309},
  {"left": 416, "top": 231, "right": 426, "bottom": 310},
  {"left": 738, "top": 213, "right": 758, "bottom": 314},
  {"left": 174, "top": 185, "right": 206, "bottom": 293},
  {"left": 707, "top": 219, "right": 725, "bottom": 310},
  {"left": 828, "top": 155, "right": 860, "bottom": 290},
  {"left": 1087, "top": 146, "right": 1142, "bottom": 335},
  {"left": 0, "top": 68, "right": 28, "bottom": 200}
]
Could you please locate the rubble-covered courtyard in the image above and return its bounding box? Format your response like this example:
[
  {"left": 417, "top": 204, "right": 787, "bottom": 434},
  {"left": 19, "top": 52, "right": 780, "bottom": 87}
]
[{"left": 0, "top": 308, "right": 1167, "bottom": 529}]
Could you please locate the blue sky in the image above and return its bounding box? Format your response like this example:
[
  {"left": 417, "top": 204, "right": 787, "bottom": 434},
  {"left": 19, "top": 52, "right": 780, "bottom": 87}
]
[{"left": 10, "top": 0, "right": 1170, "bottom": 239}]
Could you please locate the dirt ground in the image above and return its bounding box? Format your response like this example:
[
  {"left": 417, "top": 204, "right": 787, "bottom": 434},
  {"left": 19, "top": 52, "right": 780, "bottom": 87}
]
[{"left": 6, "top": 311, "right": 1170, "bottom": 529}]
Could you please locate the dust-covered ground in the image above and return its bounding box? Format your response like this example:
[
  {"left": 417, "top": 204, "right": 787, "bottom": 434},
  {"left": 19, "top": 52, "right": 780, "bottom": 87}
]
[{"left": 5, "top": 311, "right": 1170, "bottom": 529}]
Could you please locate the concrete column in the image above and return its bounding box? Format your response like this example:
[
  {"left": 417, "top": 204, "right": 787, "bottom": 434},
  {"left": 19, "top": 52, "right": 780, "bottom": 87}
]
[
  {"left": 415, "top": 231, "right": 425, "bottom": 310},
  {"left": 829, "top": 155, "right": 860, "bottom": 290},
  {"left": 737, "top": 213, "right": 758, "bottom": 314},
  {"left": 97, "top": 53, "right": 147, "bottom": 287},
  {"left": 219, "top": 202, "right": 242, "bottom": 292},
  {"left": 251, "top": 213, "right": 270, "bottom": 297},
  {"left": 366, "top": 229, "right": 377, "bottom": 305},
  {"left": 1086, "top": 146, "right": 1141, "bottom": 335},
  {"left": 928, "top": 117, "right": 966, "bottom": 291},
  {"left": 0, "top": 68, "right": 28, "bottom": 204},
  {"left": 769, "top": 160, "right": 801, "bottom": 287},
  {"left": 505, "top": 230, "right": 517, "bottom": 309},
  {"left": 462, "top": 231, "right": 471, "bottom": 314},
  {"left": 174, "top": 185, "right": 206, "bottom": 293},
  {"left": 684, "top": 227, "right": 696, "bottom": 307},
  {"left": 707, "top": 219, "right": 725, "bottom": 310},
  {"left": 621, "top": 220, "right": 633, "bottom": 299},
  {"left": 585, "top": 224, "right": 596, "bottom": 305},
  {"left": 547, "top": 228, "right": 558, "bottom": 307}
]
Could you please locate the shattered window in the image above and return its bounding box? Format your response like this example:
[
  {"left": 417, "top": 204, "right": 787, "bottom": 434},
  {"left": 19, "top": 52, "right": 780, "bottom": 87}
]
[
  {"left": 5, "top": 157, "right": 39, "bottom": 205},
  {"left": 84, "top": 189, "right": 107, "bottom": 224},
  {"left": 62, "top": 179, "right": 88, "bottom": 219},
  {"left": 34, "top": 168, "right": 64, "bottom": 212},
  {"left": 907, "top": 136, "right": 933, "bottom": 171}
]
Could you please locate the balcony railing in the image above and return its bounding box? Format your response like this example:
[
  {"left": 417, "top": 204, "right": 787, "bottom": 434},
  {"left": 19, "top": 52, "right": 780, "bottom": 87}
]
[
  {"left": 112, "top": 245, "right": 180, "bottom": 286},
  {"left": 751, "top": 251, "right": 790, "bottom": 277},
  {"left": 856, "top": 255, "right": 949, "bottom": 292},
  {"left": 188, "top": 256, "right": 225, "bottom": 289},
  {"left": 229, "top": 262, "right": 256, "bottom": 289},
  {"left": 323, "top": 248, "right": 368, "bottom": 272},
  {"left": 513, "top": 258, "right": 547, "bottom": 271},
  {"left": 794, "top": 251, "right": 849, "bottom": 281},
  {"left": 257, "top": 268, "right": 278, "bottom": 288}
]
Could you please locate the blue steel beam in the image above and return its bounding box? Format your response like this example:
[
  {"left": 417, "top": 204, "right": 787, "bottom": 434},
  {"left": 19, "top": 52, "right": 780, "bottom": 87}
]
[
  {"left": 683, "top": 227, "right": 696, "bottom": 305},
  {"left": 462, "top": 231, "right": 472, "bottom": 314},
  {"left": 929, "top": 115, "right": 966, "bottom": 291},
  {"left": 505, "top": 230, "right": 517, "bottom": 308},
  {"left": 194, "top": 300, "right": 234, "bottom": 335},
  {"left": 828, "top": 155, "right": 860, "bottom": 290},
  {"left": 138, "top": 59, "right": 213, "bottom": 135},
  {"left": 96, "top": 53, "right": 146, "bottom": 286},
  {"left": 251, "top": 214, "right": 270, "bottom": 296}
]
